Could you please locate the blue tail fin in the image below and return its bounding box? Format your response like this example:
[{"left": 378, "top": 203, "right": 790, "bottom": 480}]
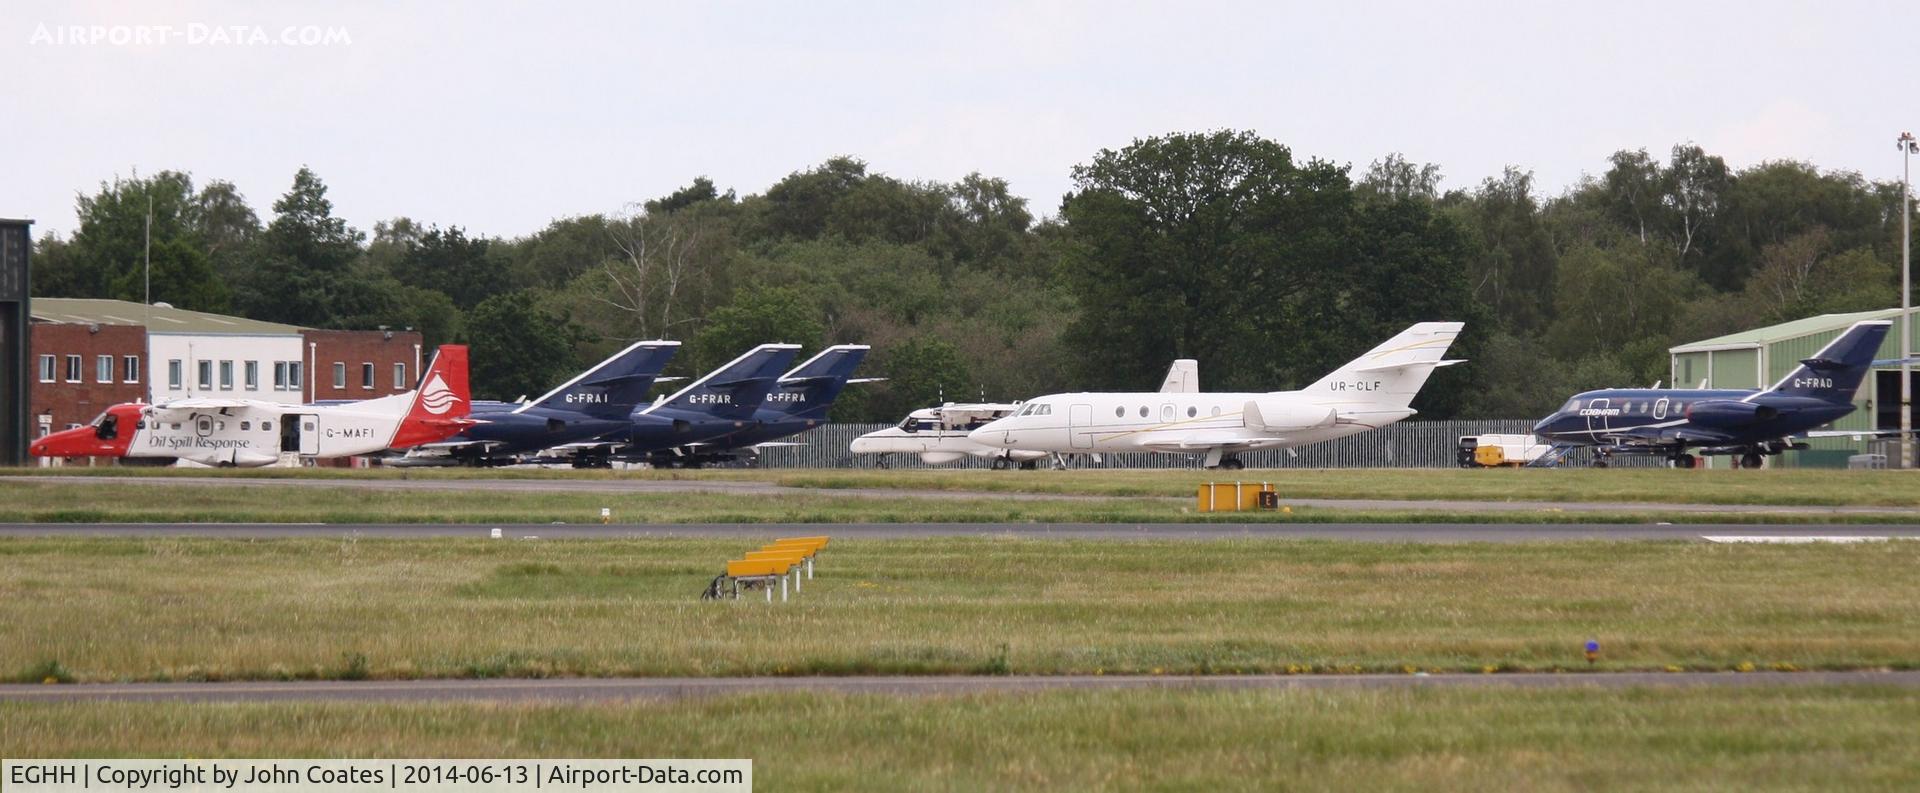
[
  {"left": 518, "top": 340, "right": 679, "bottom": 420},
  {"left": 765, "top": 345, "right": 870, "bottom": 419},
  {"left": 647, "top": 344, "right": 801, "bottom": 420},
  {"left": 1762, "top": 320, "right": 1891, "bottom": 402}
]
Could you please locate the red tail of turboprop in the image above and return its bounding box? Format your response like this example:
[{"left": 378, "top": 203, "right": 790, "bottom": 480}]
[{"left": 388, "top": 344, "right": 473, "bottom": 449}]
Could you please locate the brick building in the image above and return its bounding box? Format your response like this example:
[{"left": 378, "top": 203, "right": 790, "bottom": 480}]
[
  {"left": 303, "top": 328, "right": 425, "bottom": 401},
  {"left": 27, "top": 320, "right": 147, "bottom": 437}
]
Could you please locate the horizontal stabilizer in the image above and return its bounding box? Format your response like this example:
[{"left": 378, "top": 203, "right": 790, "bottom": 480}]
[
  {"left": 1345, "top": 358, "right": 1468, "bottom": 374},
  {"left": 847, "top": 377, "right": 888, "bottom": 384}
]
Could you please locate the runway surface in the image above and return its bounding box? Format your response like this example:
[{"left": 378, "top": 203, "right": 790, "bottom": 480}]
[
  {"left": 4, "top": 521, "right": 1920, "bottom": 540},
  {"left": 3, "top": 671, "right": 1914, "bottom": 703},
  {"left": 10, "top": 474, "right": 1920, "bottom": 516}
]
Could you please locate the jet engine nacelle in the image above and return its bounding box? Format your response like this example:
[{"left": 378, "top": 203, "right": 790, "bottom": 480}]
[
  {"left": 1684, "top": 400, "right": 1779, "bottom": 427},
  {"left": 1243, "top": 400, "right": 1338, "bottom": 433}
]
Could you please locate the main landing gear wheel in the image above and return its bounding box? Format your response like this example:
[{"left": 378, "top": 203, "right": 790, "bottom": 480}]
[
  {"left": 1671, "top": 453, "right": 1698, "bottom": 469},
  {"left": 1218, "top": 457, "right": 1245, "bottom": 471},
  {"left": 1739, "top": 452, "right": 1764, "bottom": 469},
  {"left": 991, "top": 457, "right": 1011, "bottom": 471},
  {"left": 1018, "top": 460, "right": 1038, "bottom": 470}
]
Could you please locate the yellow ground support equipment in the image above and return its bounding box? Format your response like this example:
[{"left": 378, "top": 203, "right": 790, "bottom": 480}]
[{"left": 1196, "top": 482, "right": 1277, "bottom": 513}]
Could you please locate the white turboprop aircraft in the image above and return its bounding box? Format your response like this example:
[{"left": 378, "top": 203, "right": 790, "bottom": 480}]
[
  {"left": 968, "top": 323, "right": 1464, "bottom": 469},
  {"left": 851, "top": 359, "right": 1205, "bottom": 469}
]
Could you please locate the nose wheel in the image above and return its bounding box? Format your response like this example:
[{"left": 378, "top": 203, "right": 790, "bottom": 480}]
[
  {"left": 1669, "top": 453, "right": 1698, "bottom": 469},
  {"left": 1739, "top": 452, "right": 1764, "bottom": 469}
]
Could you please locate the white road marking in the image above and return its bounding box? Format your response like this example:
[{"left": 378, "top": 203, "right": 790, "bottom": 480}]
[{"left": 1701, "top": 536, "right": 1894, "bottom": 544}]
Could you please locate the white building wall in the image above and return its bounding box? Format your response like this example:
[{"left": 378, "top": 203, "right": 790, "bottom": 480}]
[{"left": 147, "top": 333, "right": 307, "bottom": 404}]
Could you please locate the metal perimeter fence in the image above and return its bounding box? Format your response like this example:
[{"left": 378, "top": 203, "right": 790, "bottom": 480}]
[{"left": 752, "top": 420, "right": 1648, "bottom": 469}]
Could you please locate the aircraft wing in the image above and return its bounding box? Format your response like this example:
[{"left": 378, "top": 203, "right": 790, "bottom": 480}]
[
  {"left": 1802, "top": 428, "right": 1917, "bottom": 439},
  {"left": 1133, "top": 430, "right": 1286, "bottom": 453}
]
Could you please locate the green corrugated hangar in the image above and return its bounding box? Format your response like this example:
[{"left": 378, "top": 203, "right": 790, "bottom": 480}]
[{"left": 1669, "top": 309, "right": 1920, "bottom": 468}]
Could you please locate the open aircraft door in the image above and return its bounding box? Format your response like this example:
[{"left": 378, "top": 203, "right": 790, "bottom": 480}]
[
  {"left": 1585, "top": 398, "right": 1610, "bottom": 437},
  {"left": 298, "top": 414, "right": 319, "bottom": 455},
  {"left": 1069, "top": 404, "right": 1093, "bottom": 449}
]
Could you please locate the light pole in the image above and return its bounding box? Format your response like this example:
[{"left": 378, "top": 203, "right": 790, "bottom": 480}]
[{"left": 1902, "top": 132, "right": 1917, "bottom": 470}]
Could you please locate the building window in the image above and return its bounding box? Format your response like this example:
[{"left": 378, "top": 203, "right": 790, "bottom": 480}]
[
  {"left": 96, "top": 355, "right": 112, "bottom": 383},
  {"left": 288, "top": 362, "right": 303, "bottom": 390},
  {"left": 361, "top": 362, "right": 374, "bottom": 390},
  {"left": 274, "top": 362, "right": 288, "bottom": 391},
  {"left": 244, "top": 361, "right": 259, "bottom": 390},
  {"left": 64, "top": 355, "right": 81, "bottom": 382},
  {"left": 197, "top": 360, "right": 212, "bottom": 391},
  {"left": 123, "top": 356, "right": 140, "bottom": 383},
  {"left": 333, "top": 362, "right": 346, "bottom": 389},
  {"left": 38, "top": 355, "right": 54, "bottom": 383},
  {"left": 393, "top": 362, "right": 406, "bottom": 390},
  {"left": 219, "top": 360, "right": 234, "bottom": 390},
  {"left": 168, "top": 360, "right": 182, "bottom": 389}
]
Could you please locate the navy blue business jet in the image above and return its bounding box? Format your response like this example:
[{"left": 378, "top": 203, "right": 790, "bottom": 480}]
[
  {"left": 643, "top": 344, "right": 872, "bottom": 467},
  {"left": 1533, "top": 319, "right": 1893, "bottom": 469},
  {"left": 395, "top": 340, "right": 680, "bottom": 466},
  {"left": 540, "top": 343, "right": 802, "bottom": 468}
]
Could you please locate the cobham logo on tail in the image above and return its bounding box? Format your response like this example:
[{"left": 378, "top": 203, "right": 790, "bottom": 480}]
[{"left": 389, "top": 345, "right": 473, "bottom": 449}]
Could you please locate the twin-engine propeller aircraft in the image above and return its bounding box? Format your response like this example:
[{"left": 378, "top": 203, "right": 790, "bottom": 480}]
[
  {"left": 31, "top": 345, "right": 473, "bottom": 467},
  {"left": 969, "top": 323, "right": 1464, "bottom": 470},
  {"left": 392, "top": 340, "right": 679, "bottom": 466},
  {"left": 851, "top": 358, "right": 1203, "bottom": 469},
  {"left": 850, "top": 402, "right": 1050, "bottom": 468},
  {"left": 1532, "top": 319, "right": 1894, "bottom": 469}
]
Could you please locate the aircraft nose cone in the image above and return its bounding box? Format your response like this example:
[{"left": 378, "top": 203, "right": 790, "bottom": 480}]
[
  {"left": 967, "top": 427, "right": 1002, "bottom": 447},
  {"left": 1531, "top": 415, "right": 1557, "bottom": 435}
]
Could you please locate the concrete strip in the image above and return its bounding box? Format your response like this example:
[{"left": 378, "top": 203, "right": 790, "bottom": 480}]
[
  {"left": 6, "top": 522, "right": 1920, "bottom": 541},
  {"left": 2, "top": 671, "right": 1914, "bottom": 704}
]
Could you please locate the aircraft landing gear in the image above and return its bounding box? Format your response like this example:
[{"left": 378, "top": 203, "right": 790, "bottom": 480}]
[
  {"left": 1739, "top": 452, "right": 1764, "bottom": 469},
  {"left": 991, "top": 456, "right": 1011, "bottom": 471},
  {"left": 1669, "top": 453, "right": 1698, "bottom": 469},
  {"left": 1592, "top": 450, "right": 1611, "bottom": 468},
  {"left": 1217, "top": 456, "right": 1245, "bottom": 471},
  {"left": 1018, "top": 460, "right": 1038, "bottom": 470}
]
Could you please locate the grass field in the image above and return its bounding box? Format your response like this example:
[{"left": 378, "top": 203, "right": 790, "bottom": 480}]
[
  {"left": 5, "top": 687, "right": 1918, "bottom": 791},
  {"left": 10, "top": 465, "right": 1920, "bottom": 507},
  {"left": 4, "top": 537, "right": 1916, "bottom": 682},
  {"left": 5, "top": 477, "right": 1920, "bottom": 526}
]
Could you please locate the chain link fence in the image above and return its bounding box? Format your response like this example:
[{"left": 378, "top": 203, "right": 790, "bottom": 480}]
[{"left": 752, "top": 420, "right": 1639, "bottom": 469}]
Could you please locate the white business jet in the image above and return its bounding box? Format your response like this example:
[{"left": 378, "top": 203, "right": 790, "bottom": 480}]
[{"left": 968, "top": 323, "right": 1463, "bottom": 469}]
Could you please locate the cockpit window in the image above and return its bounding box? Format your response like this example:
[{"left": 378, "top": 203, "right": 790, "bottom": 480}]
[
  {"left": 1562, "top": 399, "right": 1582, "bottom": 413},
  {"left": 1034, "top": 404, "right": 1052, "bottom": 416}
]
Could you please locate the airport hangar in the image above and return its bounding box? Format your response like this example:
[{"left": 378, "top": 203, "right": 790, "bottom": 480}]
[
  {"left": 27, "top": 297, "right": 422, "bottom": 461},
  {"left": 1669, "top": 308, "right": 1920, "bottom": 468}
]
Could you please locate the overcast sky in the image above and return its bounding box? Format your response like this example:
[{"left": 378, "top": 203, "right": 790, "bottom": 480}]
[{"left": 5, "top": 1, "right": 1914, "bottom": 240}]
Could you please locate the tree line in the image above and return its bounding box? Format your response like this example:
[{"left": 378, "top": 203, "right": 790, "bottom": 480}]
[{"left": 32, "top": 130, "right": 1917, "bottom": 420}]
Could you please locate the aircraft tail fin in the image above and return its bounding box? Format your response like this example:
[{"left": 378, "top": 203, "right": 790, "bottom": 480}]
[
  {"left": 1761, "top": 319, "right": 1891, "bottom": 402},
  {"left": 1159, "top": 359, "right": 1199, "bottom": 393},
  {"left": 1303, "top": 322, "right": 1464, "bottom": 406},
  {"left": 767, "top": 345, "right": 870, "bottom": 418},
  {"left": 390, "top": 344, "right": 473, "bottom": 448},
  {"left": 650, "top": 343, "right": 801, "bottom": 420},
  {"left": 519, "top": 340, "right": 679, "bottom": 419}
]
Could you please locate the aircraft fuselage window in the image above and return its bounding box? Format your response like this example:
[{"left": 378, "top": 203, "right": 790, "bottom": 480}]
[
  {"left": 1187, "top": 406, "right": 1197, "bottom": 417},
  {"left": 1211, "top": 406, "right": 1221, "bottom": 416},
  {"left": 1138, "top": 406, "right": 1148, "bottom": 418},
  {"left": 1115, "top": 406, "right": 1125, "bottom": 418}
]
